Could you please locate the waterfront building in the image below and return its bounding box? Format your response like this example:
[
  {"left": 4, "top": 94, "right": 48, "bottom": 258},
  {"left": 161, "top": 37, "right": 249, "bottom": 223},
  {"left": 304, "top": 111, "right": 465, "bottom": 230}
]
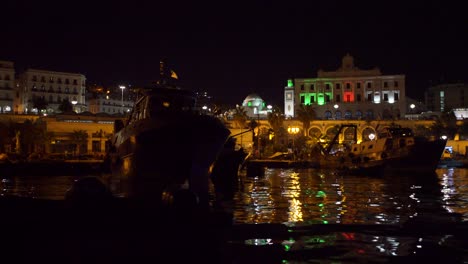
[
  {"left": 0, "top": 61, "right": 16, "bottom": 113},
  {"left": 284, "top": 54, "right": 406, "bottom": 120},
  {"left": 17, "top": 69, "right": 87, "bottom": 114},
  {"left": 425, "top": 82, "right": 468, "bottom": 113}
]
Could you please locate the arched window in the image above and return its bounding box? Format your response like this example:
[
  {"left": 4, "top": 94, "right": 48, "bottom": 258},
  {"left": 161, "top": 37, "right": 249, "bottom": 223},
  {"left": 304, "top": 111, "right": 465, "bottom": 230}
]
[
  {"left": 355, "top": 110, "right": 362, "bottom": 119},
  {"left": 324, "top": 110, "right": 332, "bottom": 119},
  {"left": 344, "top": 110, "right": 352, "bottom": 119},
  {"left": 335, "top": 110, "right": 342, "bottom": 120}
]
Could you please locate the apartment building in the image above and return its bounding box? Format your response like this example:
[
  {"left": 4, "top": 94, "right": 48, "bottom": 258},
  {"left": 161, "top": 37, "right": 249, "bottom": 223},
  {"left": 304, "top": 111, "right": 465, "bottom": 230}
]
[{"left": 0, "top": 61, "right": 16, "bottom": 113}]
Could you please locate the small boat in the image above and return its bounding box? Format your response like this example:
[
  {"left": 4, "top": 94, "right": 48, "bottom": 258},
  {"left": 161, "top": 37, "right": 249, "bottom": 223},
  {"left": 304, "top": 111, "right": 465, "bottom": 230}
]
[
  {"left": 106, "top": 60, "right": 231, "bottom": 207},
  {"left": 318, "top": 124, "right": 447, "bottom": 175}
]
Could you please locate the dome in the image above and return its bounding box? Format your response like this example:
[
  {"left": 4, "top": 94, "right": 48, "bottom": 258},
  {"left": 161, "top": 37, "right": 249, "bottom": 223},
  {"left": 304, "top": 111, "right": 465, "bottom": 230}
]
[{"left": 242, "top": 93, "right": 264, "bottom": 109}]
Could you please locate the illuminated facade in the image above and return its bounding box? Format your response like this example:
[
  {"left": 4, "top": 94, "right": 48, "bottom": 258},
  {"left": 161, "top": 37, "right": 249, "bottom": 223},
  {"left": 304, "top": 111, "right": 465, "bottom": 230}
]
[
  {"left": 284, "top": 54, "right": 406, "bottom": 120},
  {"left": 0, "top": 61, "right": 16, "bottom": 113},
  {"left": 17, "top": 69, "right": 87, "bottom": 114}
]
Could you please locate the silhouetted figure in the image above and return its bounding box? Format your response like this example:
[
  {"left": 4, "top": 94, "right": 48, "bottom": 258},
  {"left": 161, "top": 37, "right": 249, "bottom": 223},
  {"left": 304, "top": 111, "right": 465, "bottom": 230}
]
[
  {"left": 65, "top": 176, "right": 114, "bottom": 210},
  {"left": 210, "top": 138, "right": 247, "bottom": 206}
]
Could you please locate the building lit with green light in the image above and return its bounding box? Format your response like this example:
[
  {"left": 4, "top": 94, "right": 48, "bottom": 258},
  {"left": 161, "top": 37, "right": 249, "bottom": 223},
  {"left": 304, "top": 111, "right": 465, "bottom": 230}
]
[{"left": 284, "top": 54, "right": 406, "bottom": 120}]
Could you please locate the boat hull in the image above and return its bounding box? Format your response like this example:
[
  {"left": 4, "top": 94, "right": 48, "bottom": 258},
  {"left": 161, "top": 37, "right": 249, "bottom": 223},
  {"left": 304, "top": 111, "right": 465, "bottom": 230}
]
[{"left": 108, "top": 114, "right": 230, "bottom": 206}]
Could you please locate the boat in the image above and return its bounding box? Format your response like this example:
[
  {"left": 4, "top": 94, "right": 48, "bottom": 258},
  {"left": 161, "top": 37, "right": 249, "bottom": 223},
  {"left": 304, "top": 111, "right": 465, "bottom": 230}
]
[
  {"left": 106, "top": 60, "right": 231, "bottom": 207},
  {"left": 317, "top": 124, "right": 447, "bottom": 175}
]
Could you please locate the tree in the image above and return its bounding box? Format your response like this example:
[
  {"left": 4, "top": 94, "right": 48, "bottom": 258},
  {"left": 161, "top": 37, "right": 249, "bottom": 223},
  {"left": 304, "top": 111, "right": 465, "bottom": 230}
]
[
  {"left": 71, "top": 130, "right": 88, "bottom": 156},
  {"left": 267, "top": 106, "right": 285, "bottom": 147},
  {"left": 232, "top": 106, "right": 248, "bottom": 129},
  {"left": 58, "top": 98, "right": 73, "bottom": 113},
  {"left": 32, "top": 96, "right": 48, "bottom": 114},
  {"left": 431, "top": 111, "right": 458, "bottom": 139},
  {"left": 296, "top": 104, "right": 316, "bottom": 136}
]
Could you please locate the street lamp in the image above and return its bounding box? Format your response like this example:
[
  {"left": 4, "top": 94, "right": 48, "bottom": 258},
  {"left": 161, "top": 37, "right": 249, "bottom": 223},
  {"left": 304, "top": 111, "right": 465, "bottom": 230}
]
[
  {"left": 119, "top": 85, "right": 126, "bottom": 114},
  {"left": 71, "top": 98, "right": 78, "bottom": 113},
  {"left": 287, "top": 126, "right": 300, "bottom": 160}
]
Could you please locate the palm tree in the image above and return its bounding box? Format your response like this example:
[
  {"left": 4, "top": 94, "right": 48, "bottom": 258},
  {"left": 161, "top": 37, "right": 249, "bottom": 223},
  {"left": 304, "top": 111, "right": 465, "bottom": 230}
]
[
  {"left": 71, "top": 130, "right": 88, "bottom": 156},
  {"left": 296, "top": 104, "right": 316, "bottom": 136},
  {"left": 267, "top": 106, "right": 285, "bottom": 146}
]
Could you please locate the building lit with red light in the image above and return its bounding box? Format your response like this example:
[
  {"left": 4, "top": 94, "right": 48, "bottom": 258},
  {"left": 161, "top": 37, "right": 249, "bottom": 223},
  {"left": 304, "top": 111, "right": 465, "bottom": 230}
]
[{"left": 284, "top": 54, "right": 406, "bottom": 120}]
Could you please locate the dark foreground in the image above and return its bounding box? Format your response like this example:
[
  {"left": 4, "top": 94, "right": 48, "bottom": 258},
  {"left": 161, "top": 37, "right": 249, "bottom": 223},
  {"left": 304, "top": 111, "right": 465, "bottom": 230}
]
[{"left": 1, "top": 195, "right": 467, "bottom": 264}]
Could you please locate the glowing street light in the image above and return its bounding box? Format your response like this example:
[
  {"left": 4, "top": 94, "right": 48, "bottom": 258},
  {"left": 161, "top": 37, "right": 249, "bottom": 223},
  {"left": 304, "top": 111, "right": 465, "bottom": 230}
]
[
  {"left": 119, "top": 85, "right": 126, "bottom": 113},
  {"left": 71, "top": 97, "right": 78, "bottom": 113},
  {"left": 288, "top": 126, "right": 300, "bottom": 160}
]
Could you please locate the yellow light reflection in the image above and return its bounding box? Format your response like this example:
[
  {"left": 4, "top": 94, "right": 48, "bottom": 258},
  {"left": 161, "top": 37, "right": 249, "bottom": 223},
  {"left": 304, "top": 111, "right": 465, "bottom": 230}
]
[{"left": 287, "top": 172, "right": 303, "bottom": 222}]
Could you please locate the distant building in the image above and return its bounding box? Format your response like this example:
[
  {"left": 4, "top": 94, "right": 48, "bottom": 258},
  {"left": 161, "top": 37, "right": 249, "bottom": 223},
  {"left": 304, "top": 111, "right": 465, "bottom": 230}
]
[
  {"left": 284, "top": 54, "right": 406, "bottom": 120},
  {"left": 87, "top": 85, "right": 134, "bottom": 115},
  {"left": 17, "top": 69, "right": 86, "bottom": 114},
  {"left": 425, "top": 82, "right": 468, "bottom": 113},
  {"left": 241, "top": 93, "right": 272, "bottom": 119},
  {"left": 0, "top": 61, "right": 16, "bottom": 113}
]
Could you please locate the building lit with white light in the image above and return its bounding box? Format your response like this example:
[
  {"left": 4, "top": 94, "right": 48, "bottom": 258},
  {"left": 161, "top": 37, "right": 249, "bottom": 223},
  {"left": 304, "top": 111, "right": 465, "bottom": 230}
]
[
  {"left": 284, "top": 54, "right": 406, "bottom": 120},
  {"left": 0, "top": 61, "right": 16, "bottom": 113},
  {"left": 17, "top": 69, "right": 87, "bottom": 114}
]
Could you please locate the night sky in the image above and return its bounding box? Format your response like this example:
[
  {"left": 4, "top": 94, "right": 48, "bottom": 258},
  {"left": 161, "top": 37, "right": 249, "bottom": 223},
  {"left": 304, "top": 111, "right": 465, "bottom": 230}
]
[{"left": 2, "top": 1, "right": 467, "bottom": 107}]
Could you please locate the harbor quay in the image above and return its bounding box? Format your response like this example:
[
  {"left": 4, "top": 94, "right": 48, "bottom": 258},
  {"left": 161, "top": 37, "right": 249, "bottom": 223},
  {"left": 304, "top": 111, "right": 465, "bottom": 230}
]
[{"left": 3, "top": 112, "right": 468, "bottom": 159}]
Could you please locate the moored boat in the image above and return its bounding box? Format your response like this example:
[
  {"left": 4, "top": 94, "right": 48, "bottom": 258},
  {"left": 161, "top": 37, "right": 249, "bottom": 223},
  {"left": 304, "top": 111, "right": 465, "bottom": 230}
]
[
  {"left": 106, "top": 60, "right": 231, "bottom": 207},
  {"left": 318, "top": 124, "right": 447, "bottom": 175}
]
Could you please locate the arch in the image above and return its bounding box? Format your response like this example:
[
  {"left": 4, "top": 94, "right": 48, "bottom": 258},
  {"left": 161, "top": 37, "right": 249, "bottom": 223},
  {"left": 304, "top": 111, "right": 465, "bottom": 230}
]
[
  {"left": 361, "top": 127, "right": 376, "bottom": 142},
  {"left": 308, "top": 126, "right": 322, "bottom": 139},
  {"left": 324, "top": 110, "right": 332, "bottom": 120},
  {"left": 344, "top": 110, "right": 352, "bottom": 119},
  {"left": 335, "top": 110, "right": 342, "bottom": 120},
  {"left": 355, "top": 110, "right": 362, "bottom": 120}
]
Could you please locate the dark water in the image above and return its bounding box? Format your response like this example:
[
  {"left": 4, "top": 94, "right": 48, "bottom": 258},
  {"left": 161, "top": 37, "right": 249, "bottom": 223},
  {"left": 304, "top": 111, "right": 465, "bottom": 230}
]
[{"left": 1, "top": 168, "right": 467, "bottom": 263}]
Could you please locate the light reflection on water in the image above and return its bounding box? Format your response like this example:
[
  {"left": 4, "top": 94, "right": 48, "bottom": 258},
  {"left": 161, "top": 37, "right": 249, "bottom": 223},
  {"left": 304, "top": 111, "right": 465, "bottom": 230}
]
[{"left": 1, "top": 168, "right": 467, "bottom": 262}]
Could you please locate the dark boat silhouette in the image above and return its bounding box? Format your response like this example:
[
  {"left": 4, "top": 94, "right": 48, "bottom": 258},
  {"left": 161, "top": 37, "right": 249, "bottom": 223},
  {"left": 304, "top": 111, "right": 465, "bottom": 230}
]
[{"left": 106, "top": 60, "right": 231, "bottom": 207}]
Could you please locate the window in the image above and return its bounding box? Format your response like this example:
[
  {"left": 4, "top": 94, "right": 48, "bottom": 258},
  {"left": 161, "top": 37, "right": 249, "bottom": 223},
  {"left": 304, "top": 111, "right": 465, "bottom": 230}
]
[
  {"left": 325, "top": 84, "right": 331, "bottom": 90},
  {"left": 310, "top": 84, "right": 315, "bottom": 90},
  {"left": 300, "top": 84, "right": 304, "bottom": 91},
  {"left": 357, "top": 94, "right": 361, "bottom": 102},
  {"left": 383, "top": 81, "right": 388, "bottom": 88},
  {"left": 41, "top": 76, "right": 46, "bottom": 82},
  {"left": 383, "top": 93, "right": 389, "bottom": 101},
  {"left": 346, "top": 83, "right": 351, "bottom": 89},
  {"left": 57, "top": 78, "right": 62, "bottom": 84},
  {"left": 357, "top": 82, "right": 361, "bottom": 89},
  {"left": 367, "top": 82, "right": 372, "bottom": 88},
  {"left": 286, "top": 92, "right": 292, "bottom": 100},
  {"left": 335, "top": 83, "right": 341, "bottom": 89},
  {"left": 73, "top": 79, "right": 78, "bottom": 85},
  {"left": 325, "top": 94, "right": 330, "bottom": 102},
  {"left": 394, "top": 93, "right": 399, "bottom": 101},
  {"left": 65, "top": 79, "right": 70, "bottom": 84},
  {"left": 394, "top": 81, "right": 398, "bottom": 87},
  {"left": 367, "top": 93, "right": 372, "bottom": 101},
  {"left": 335, "top": 110, "right": 342, "bottom": 119},
  {"left": 311, "top": 95, "right": 315, "bottom": 103},
  {"left": 49, "top": 77, "right": 54, "bottom": 83},
  {"left": 32, "top": 76, "right": 37, "bottom": 81},
  {"left": 344, "top": 111, "right": 352, "bottom": 119},
  {"left": 300, "top": 95, "right": 305, "bottom": 104},
  {"left": 336, "top": 95, "right": 341, "bottom": 102}
]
